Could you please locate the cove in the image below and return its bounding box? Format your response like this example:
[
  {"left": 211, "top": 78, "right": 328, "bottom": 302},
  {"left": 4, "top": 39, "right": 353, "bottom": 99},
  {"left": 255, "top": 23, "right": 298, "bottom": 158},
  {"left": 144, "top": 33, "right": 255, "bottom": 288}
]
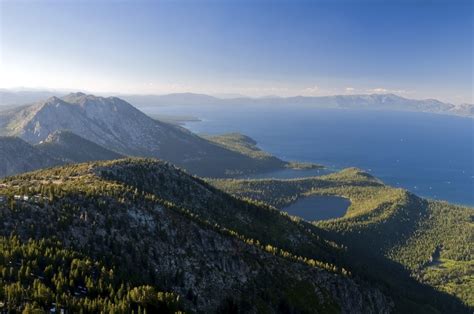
[{"left": 283, "top": 195, "right": 350, "bottom": 221}]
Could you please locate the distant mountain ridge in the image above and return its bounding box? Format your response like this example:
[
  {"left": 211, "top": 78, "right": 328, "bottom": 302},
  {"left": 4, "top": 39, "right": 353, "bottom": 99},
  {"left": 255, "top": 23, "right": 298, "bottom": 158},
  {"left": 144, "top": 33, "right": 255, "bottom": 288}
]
[
  {"left": 122, "top": 93, "right": 473, "bottom": 117},
  {"left": 0, "top": 89, "right": 64, "bottom": 107},
  {"left": 2, "top": 90, "right": 472, "bottom": 117}
]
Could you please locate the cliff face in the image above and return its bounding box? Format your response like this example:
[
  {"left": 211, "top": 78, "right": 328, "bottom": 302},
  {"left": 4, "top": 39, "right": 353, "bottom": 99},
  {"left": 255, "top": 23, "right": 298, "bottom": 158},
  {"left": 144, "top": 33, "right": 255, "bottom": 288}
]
[{"left": 0, "top": 159, "right": 393, "bottom": 313}]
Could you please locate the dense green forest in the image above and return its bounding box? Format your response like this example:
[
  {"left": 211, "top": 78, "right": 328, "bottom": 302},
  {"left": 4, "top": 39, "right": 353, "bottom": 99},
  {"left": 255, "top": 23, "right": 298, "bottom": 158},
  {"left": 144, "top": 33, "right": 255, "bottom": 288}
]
[
  {"left": 0, "top": 159, "right": 397, "bottom": 313},
  {"left": 0, "top": 236, "right": 181, "bottom": 313},
  {"left": 210, "top": 169, "right": 474, "bottom": 309},
  {"left": 0, "top": 159, "right": 470, "bottom": 312}
]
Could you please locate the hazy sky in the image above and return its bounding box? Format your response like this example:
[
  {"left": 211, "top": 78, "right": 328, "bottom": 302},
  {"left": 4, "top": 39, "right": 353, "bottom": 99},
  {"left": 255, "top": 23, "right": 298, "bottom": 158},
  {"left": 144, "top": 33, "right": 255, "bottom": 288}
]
[{"left": 1, "top": 0, "right": 472, "bottom": 103}]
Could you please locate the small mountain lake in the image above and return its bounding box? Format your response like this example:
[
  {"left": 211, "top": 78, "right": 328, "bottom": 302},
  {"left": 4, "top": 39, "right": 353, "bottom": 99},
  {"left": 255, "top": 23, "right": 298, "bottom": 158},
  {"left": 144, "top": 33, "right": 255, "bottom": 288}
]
[{"left": 283, "top": 195, "right": 350, "bottom": 221}]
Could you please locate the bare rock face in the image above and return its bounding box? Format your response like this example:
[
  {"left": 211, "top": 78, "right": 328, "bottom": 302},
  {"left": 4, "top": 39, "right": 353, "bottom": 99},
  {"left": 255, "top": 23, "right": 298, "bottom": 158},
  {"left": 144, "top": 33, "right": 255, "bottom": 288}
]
[{"left": 3, "top": 93, "right": 281, "bottom": 177}]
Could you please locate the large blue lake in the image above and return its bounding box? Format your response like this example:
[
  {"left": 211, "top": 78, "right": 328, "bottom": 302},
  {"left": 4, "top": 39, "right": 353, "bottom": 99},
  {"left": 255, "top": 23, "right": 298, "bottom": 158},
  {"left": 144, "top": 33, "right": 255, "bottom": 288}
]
[{"left": 141, "top": 104, "right": 474, "bottom": 207}]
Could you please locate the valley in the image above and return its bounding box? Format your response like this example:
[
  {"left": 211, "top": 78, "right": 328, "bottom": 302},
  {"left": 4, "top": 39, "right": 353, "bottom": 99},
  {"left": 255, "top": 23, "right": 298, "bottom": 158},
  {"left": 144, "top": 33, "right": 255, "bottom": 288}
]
[
  {"left": 0, "top": 93, "right": 471, "bottom": 313},
  {"left": 2, "top": 1, "right": 471, "bottom": 312}
]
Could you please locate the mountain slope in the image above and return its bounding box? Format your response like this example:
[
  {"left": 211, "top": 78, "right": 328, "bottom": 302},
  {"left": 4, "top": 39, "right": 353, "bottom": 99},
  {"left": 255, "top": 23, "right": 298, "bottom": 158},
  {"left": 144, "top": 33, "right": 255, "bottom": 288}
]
[
  {"left": 0, "top": 159, "right": 393, "bottom": 313},
  {"left": 0, "top": 89, "right": 62, "bottom": 107},
  {"left": 37, "top": 130, "right": 123, "bottom": 163},
  {"left": 210, "top": 170, "right": 474, "bottom": 309},
  {"left": 1, "top": 93, "right": 291, "bottom": 177},
  {"left": 0, "top": 236, "right": 181, "bottom": 312},
  {"left": 0, "top": 137, "right": 62, "bottom": 177}
]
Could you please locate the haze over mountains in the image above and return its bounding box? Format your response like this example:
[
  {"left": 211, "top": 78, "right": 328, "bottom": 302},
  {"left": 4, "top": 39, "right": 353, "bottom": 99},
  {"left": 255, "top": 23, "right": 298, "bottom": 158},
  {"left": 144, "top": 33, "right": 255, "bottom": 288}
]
[
  {"left": 1, "top": 90, "right": 472, "bottom": 118},
  {"left": 1, "top": 90, "right": 471, "bottom": 180},
  {"left": 124, "top": 93, "right": 473, "bottom": 117}
]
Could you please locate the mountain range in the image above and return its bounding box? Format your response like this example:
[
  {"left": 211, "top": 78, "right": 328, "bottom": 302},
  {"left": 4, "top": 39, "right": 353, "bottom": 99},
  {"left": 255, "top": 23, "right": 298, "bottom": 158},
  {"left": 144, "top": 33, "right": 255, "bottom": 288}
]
[
  {"left": 123, "top": 93, "right": 473, "bottom": 117},
  {"left": 0, "top": 93, "right": 297, "bottom": 177},
  {"left": 0, "top": 91, "right": 471, "bottom": 312},
  {"left": 1, "top": 90, "right": 472, "bottom": 118}
]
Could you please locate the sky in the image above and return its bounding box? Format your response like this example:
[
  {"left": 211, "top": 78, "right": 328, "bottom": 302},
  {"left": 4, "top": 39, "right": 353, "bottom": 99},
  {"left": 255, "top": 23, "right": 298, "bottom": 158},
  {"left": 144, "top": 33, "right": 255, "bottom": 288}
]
[{"left": 0, "top": 0, "right": 472, "bottom": 103}]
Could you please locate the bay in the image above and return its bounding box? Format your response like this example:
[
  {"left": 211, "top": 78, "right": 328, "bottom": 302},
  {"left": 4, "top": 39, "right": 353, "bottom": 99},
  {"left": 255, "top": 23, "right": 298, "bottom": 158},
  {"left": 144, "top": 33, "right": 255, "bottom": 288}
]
[{"left": 141, "top": 104, "right": 474, "bottom": 206}]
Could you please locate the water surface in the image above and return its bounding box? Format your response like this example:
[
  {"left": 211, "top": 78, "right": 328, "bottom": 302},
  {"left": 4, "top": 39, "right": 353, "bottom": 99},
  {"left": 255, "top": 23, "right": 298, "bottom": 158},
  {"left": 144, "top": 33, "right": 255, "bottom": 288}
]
[
  {"left": 283, "top": 195, "right": 350, "bottom": 221},
  {"left": 140, "top": 104, "right": 474, "bottom": 206},
  {"left": 236, "top": 167, "right": 333, "bottom": 179}
]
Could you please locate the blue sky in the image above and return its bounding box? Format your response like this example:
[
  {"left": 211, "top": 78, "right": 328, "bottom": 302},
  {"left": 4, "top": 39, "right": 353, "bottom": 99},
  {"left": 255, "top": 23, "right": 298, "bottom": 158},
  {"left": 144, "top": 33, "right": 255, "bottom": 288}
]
[{"left": 1, "top": 0, "right": 472, "bottom": 103}]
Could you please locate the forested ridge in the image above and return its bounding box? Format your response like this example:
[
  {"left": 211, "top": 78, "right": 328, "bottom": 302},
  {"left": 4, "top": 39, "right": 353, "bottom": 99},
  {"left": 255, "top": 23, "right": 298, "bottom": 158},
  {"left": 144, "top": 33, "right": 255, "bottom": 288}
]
[
  {"left": 211, "top": 169, "right": 473, "bottom": 310},
  {"left": 0, "top": 159, "right": 396, "bottom": 313}
]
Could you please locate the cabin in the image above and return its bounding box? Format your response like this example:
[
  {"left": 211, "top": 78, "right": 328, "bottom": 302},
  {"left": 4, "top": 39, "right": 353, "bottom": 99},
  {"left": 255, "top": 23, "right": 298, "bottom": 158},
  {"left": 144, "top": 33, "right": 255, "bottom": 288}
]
[{"left": 13, "top": 195, "right": 31, "bottom": 202}]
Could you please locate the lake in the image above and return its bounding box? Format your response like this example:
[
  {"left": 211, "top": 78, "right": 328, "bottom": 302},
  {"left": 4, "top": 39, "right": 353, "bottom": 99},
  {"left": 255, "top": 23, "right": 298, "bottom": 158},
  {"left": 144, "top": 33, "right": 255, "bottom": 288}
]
[
  {"left": 140, "top": 104, "right": 474, "bottom": 207},
  {"left": 236, "top": 167, "right": 333, "bottom": 179},
  {"left": 283, "top": 195, "right": 350, "bottom": 221}
]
